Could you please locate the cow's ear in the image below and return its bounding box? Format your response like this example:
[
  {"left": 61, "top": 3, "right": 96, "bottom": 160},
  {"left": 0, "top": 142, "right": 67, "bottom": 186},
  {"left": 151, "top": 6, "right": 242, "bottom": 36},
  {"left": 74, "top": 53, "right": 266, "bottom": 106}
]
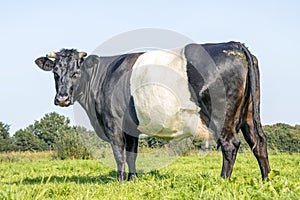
[{"left": 35, "top": 57, "right": 55, "bottom": 71}]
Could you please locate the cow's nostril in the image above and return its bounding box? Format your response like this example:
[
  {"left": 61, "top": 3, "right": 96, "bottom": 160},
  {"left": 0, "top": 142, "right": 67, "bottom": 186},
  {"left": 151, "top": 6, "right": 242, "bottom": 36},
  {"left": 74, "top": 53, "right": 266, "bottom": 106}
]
[
  {"left": 57, "top": 96, "right": 69, "bottom": 102},
  {"left": 55, "top": 95, "right": 70, "bottom": 106}
]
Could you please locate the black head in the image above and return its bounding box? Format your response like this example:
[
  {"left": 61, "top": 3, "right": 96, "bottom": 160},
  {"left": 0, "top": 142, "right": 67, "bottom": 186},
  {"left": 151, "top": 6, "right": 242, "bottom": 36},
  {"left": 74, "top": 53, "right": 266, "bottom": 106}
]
[{"left": 35, "top": 49, "right": 87, "bottom": 107}]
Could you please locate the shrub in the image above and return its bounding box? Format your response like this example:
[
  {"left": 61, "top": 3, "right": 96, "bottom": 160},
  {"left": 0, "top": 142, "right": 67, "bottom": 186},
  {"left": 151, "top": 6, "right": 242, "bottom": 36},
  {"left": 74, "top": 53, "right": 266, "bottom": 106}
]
[{"left": 54, "top": 128, "right": 92, "bottom": 160}]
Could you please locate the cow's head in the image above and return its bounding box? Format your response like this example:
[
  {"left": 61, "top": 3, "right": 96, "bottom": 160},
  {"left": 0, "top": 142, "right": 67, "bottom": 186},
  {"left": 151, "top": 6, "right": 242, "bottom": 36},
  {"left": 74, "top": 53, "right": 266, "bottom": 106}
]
[{"left": 35, "top": 49, "right": 87, "bottom": 107}]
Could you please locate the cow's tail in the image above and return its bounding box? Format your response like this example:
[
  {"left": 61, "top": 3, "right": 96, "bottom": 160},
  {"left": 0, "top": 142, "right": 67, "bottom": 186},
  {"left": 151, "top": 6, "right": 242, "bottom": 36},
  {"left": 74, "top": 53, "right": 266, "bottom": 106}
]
[{"left": 239, "top": 43, "right": 264, "bottom": 139}]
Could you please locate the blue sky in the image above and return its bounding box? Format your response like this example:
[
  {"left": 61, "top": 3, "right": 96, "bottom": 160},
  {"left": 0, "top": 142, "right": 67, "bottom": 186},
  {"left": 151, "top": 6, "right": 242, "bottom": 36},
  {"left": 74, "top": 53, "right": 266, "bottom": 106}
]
[{"left": 0, "top": 1, "right": 299, "bottom": 134}]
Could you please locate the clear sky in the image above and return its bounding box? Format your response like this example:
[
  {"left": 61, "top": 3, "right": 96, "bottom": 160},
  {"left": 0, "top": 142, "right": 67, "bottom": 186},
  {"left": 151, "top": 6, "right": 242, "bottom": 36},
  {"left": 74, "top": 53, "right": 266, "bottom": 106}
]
[{"left": 0, "top": 0, "right": 299, "bottom": 134}]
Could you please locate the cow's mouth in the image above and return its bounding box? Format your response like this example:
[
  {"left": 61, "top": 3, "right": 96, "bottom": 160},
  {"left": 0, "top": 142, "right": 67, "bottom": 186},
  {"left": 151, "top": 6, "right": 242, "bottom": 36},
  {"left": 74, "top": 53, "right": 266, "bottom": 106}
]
[{"left": 58, "top": 100, "right": 71, "bottom": 107}]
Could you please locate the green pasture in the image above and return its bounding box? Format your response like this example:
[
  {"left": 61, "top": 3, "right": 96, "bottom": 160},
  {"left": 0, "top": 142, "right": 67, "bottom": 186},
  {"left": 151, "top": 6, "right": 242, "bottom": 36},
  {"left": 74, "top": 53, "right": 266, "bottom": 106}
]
[{"left": 0, "top": 151, "right": 299, "bottom": 199}]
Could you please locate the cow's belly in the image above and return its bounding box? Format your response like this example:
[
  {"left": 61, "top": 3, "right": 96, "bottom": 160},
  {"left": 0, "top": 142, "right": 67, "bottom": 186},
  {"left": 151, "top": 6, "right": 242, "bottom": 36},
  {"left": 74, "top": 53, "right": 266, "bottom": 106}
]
[{"left": 130, "top": 48, "right": 208, "bottom": 141}]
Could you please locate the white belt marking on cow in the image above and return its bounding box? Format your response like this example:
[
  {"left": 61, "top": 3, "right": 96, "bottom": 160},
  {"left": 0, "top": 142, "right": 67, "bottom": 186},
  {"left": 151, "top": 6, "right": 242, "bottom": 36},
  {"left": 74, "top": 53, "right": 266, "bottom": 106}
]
[{"left": 130, "top": 48, "right": 210, "bottom": 141}]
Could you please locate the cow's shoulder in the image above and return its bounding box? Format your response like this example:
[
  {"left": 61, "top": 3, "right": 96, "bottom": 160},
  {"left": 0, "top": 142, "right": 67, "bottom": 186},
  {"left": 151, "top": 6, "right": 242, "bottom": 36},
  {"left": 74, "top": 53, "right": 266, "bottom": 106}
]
[
  {"left": 102, "top": 53, "right": 143, "bottom": 75},
  {"left": 83, "top": 54, "right": 101, "bottom": 69}
]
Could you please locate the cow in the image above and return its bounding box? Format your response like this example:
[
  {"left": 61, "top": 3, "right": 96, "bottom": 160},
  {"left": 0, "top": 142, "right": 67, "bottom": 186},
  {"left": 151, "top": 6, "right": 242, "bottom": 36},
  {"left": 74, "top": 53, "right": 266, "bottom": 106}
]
[{"left": 35, "top": 41, "right": 270, "bottom": 181}]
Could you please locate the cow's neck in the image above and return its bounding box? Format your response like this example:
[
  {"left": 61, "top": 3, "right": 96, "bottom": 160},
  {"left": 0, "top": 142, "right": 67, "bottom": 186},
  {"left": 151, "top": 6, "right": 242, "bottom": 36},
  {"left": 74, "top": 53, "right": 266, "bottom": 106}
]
[
  {"left": 73, "top": 58, "right": 105, "bottom": 115},
  {"left": 73, "top": 78, "right": 92, "bottom": 112},
  {"left": 72, "top": 64, "right": 109, "bottom": 141}
]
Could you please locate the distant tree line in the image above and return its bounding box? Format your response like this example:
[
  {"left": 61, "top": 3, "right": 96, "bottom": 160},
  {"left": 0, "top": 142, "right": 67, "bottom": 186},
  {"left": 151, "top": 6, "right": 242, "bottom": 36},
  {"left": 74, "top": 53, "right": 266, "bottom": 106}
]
[
  {"left": 139, "top": 123, "right": 300, "bottom": 153},
  {"left": 0, "top": 113, "right": 299, "bottom": 159},
  {"left": 263, "top": 123, "right": 300, "bottom": 153},
  {"left": 0, "top": 112, "right": 106, "bottom": 159},
  {"left": 238, "top": 123, "right": 300, "bottom": 153}
]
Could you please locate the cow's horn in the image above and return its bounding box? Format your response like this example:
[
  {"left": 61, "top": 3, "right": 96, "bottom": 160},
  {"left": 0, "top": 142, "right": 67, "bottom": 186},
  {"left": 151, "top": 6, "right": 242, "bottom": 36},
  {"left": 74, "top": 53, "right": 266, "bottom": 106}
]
[
  {"left": 78, "top": 51, "right": 87, "bottom": 58},
  {"left": 47, "top": 52, "right": 57, "bottom": 58}
]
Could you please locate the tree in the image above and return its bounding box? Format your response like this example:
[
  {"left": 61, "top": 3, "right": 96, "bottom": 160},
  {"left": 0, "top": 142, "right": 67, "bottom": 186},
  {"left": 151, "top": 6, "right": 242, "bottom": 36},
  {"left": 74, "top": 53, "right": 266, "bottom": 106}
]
[
  {"left": 0, "top": 122, "right": 15, "bottom": 152},
  {"left": 14, "top": 125, "right": 47, "bottom": 151},
  {"left": 0, "top": 122, "right": 10, "bottom": 139},
  {"left": 33, "top": 112, "right": 73, "bottom": 150},
  {"left": 11, "top": 112, "right": 94, "bottom": 158},
  {"left": 12, "top": 112, "right": 75, "bottom": 152}
]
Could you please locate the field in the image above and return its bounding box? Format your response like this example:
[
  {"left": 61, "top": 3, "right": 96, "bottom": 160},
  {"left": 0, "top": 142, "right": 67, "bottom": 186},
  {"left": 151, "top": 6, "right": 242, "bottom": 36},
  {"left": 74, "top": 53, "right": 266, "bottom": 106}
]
[{"left": 0, "top": 151, "right": 299, "bottom": 200}]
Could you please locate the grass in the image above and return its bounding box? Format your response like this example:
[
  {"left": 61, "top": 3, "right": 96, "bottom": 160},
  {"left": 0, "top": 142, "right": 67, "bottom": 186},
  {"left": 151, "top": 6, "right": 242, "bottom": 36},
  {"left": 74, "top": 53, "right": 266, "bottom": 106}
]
[{"left": 0, "top": 151, "right": 299, "bottom": 199}]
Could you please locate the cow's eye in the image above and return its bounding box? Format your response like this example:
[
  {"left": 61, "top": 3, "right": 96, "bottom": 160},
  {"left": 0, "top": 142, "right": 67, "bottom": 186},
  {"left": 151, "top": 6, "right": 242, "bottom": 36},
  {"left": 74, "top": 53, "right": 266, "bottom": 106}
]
[
  {"left": 71, "top": 72, "right": 79, "bottom": 79},
  {"left": 54, "top": 72, "right": 59, "bottom": 80}
]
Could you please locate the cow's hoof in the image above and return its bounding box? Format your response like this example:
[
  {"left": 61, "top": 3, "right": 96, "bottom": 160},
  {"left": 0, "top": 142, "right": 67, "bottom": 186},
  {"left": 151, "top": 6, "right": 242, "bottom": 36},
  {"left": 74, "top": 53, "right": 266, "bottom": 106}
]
[
  {"left": 117, "top": 171, "right": 126, "bottom": 181},
  {"left": 127, "top": 173, "right": 138, "bottom": 181}
]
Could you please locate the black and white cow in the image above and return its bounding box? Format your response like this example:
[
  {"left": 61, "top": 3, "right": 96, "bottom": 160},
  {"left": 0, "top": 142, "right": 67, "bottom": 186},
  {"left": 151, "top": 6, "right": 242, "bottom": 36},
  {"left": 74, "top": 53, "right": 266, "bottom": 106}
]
[{"left": 35, "top": 41, "right": 270, "bottom": 181}]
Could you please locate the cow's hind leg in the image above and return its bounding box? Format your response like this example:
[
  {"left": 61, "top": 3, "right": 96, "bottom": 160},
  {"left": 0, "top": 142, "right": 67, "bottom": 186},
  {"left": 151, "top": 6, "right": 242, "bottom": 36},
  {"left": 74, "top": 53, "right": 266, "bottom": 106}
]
[
  {"left": 219, "top": 131, "right": 241, "bottom": 178},
  {"left": 124, "top": 132, "right": 139, "bottom": 181},
  {"left": 241, "top": 119, "right": 270, "bottom": 180}
]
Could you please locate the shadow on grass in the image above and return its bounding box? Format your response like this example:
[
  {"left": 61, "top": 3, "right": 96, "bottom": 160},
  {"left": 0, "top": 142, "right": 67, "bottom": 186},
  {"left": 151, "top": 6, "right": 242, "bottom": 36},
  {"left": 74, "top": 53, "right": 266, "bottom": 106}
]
[
  {"left": 6, "top": 171, "right": 117, "bottom": 185},
  {"left": 5, "top": 170, "right": 171, "bottom": 185}
]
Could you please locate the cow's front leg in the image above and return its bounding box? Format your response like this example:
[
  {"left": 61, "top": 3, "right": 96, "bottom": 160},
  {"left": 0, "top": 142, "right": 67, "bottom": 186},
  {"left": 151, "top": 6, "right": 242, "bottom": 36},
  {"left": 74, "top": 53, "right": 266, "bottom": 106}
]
[
  {"left": 106, "top": 124, "right": 126, "bottom": 181},
  {"left": 102, "top": 115, "right": 127, "bottom": 181},
  {"left": 111, "top": 141, "right": 127, "bottom": 181}
]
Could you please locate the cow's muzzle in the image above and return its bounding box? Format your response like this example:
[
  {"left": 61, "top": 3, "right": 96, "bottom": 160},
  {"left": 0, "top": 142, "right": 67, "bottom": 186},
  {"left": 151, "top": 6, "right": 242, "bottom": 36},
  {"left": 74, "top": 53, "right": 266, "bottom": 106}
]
[{"left": 55, "top": 95, "right": 71, "bottom": 107}]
